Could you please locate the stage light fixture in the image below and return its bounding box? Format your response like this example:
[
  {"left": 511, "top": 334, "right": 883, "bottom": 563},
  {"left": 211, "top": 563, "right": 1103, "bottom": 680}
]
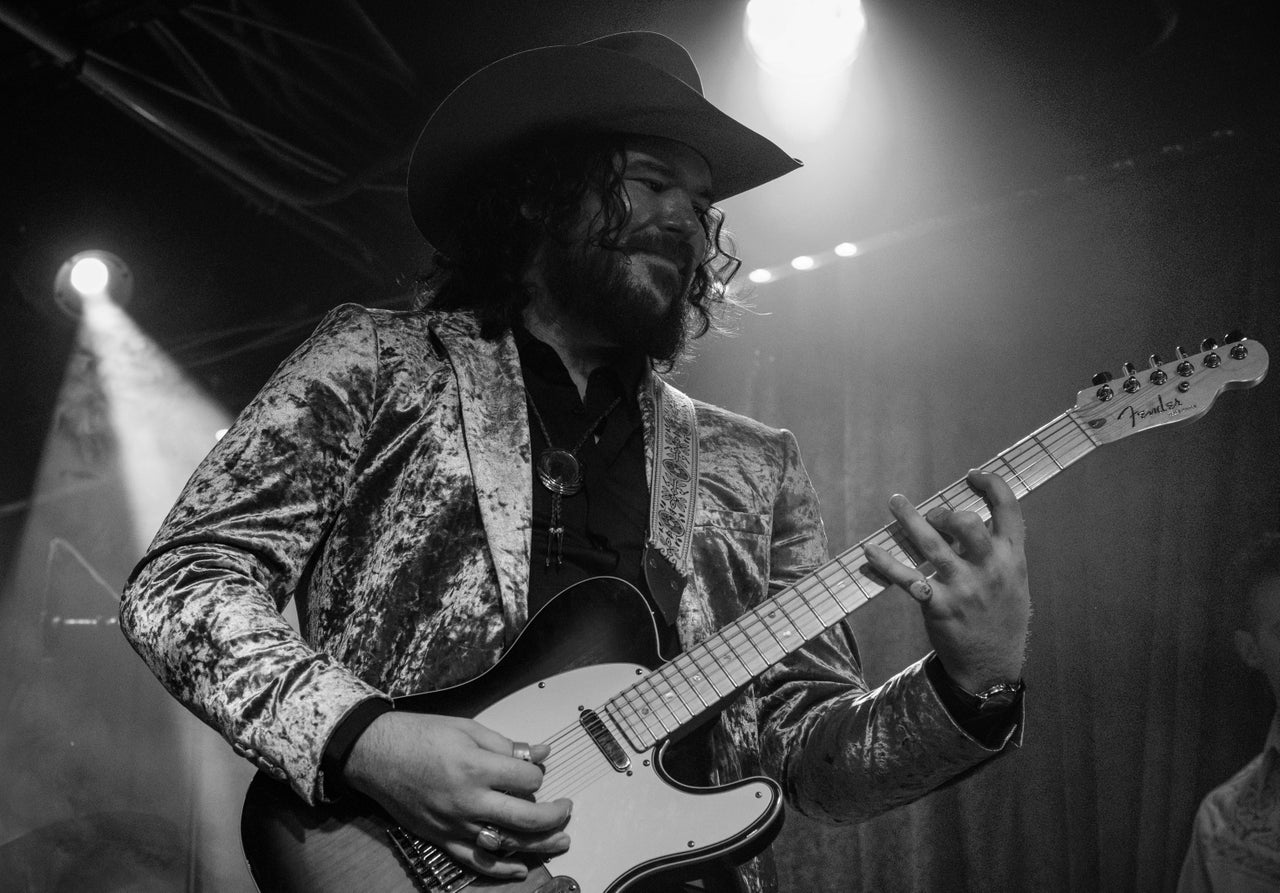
[
  {"left": 744, "top": 0, "right": 867, "bottom": 81},
  {"left": 748, "top": 268, "right": 774, "bottom": 283},
  {"left": 835, "top": 242, "right": 860, "bottom": 257},
  {"left": 791, "top": 255, "right": 816, "bottom": 271},
  {"left": 52, "top": 250, "right": 134, "bottom": 319}
]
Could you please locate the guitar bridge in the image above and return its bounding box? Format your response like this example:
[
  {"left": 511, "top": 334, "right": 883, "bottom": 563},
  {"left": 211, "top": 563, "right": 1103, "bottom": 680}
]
[
  {"left": 579, "top": 707, "right": 631, "bottom": 772},
  {"left": 387, "top": 824, "right": 474, "bottom": 892}
]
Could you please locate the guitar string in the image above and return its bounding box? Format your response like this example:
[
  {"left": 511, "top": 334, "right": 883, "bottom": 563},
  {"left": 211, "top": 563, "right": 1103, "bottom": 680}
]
[
  {"left": 537, "top": 360, "right": 1239, "bottom": 799},
  {"left": 405, "top": 368, "right": 1233, "bottom": 869},
  {"left": 517, "top": 364, "right": 1217, "bottom": 794},
  {"left": 529, "top": 363, "right": 1221, "bottom": 774},
  {"left": 605, "top": 414, "right": 1098, "bottom": 742}
]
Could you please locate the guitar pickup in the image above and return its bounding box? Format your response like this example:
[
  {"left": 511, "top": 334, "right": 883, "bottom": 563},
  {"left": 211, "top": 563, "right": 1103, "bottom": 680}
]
[{"left": 579, "top": 708, "right": 631, "bottom": 772}]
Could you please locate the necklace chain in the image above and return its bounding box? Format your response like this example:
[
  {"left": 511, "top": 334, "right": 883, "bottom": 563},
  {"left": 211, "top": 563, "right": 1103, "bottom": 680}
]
[
  {"left": 524, "top": 387, "right": 623, "bottom": 568},
  {"left": 524, "top": 389, "right": 622, "bottom": 459}
]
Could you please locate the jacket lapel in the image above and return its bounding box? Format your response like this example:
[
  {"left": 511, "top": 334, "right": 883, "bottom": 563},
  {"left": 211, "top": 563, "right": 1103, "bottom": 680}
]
[{"left": 428, "top": 314, "right": 531, "bottom": 638}]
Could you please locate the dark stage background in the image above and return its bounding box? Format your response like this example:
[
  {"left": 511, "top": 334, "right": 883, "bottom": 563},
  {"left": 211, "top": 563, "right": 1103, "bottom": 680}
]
[{"left": 1, "top": 2, "right": 1276, "bottom": 891}]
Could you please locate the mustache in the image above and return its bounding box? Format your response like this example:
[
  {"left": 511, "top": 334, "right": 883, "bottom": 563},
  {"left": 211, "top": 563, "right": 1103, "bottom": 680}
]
[{"left": 619, "top": 231, "right": 697, "bottom": 277}]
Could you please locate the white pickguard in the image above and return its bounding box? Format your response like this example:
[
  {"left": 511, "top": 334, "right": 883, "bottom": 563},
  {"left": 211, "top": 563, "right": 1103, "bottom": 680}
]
[{"left": 476, "top": 663, "right": 778, "bottom": 893}]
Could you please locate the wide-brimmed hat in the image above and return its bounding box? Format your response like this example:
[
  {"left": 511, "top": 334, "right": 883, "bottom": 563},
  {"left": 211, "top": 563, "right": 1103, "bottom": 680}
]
[{"left": 406, "top": 31, "right": 801, "bottom": 256}]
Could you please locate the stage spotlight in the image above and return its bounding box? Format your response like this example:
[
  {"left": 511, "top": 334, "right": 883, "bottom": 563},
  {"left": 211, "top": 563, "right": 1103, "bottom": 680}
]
[
  {"left": 745, "top": 0, "right": 867, "bottom": 81},
  {"left": 53, "top": 250, "right": 134, "bottom": 319},
  {"left": 791, "top": 255, "right": 816, "bottom": 271},
  {"left": 835, "top": 242, "right": 860, "bottom": 257},
  {"left": 69, "top": 257, "right": 110, "bottom": 295},
  {"left": 748, "top": 268, "right": 774, "bottom": 283}
]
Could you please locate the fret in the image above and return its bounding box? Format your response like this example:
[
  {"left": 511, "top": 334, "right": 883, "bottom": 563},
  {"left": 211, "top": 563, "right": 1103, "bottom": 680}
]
[
  {"left": 701, "top": 642, "right": 740, "bottom": 691},
  {"left": 768, "top": 597, "right": 807, "bottom": 650},
  {"left": 884, "top": 521, "right": 925, "bottom": 566},
  {"left": 716, "top": 626, "right": 755, "bottom": 680},
  {"left": 670, "top": 656, "right": 710, "bottom": 709},
  {"left": 633, "top": 672, "right": 678, "bottom": 732},
  {"left": 1029, "top": 431, "right": 1064, "bottom": 471},
  {"left": 755, "top": 605, "right": 791, "bottom": 653},
  {"left": 611, "top": 690, "right": 662, "bottom": 745},
  {"left": 736, "top": 615, "right": 774, "bottom": 669},
  {"left": 786, "top": 585, "right": 827, "bottom": 635},
  {"left": 632, "top": 673, "right": 679, "bottom": 734},
  {"left": 815, "top": 563, "right": 856, "bottom": 614},
  {"left": 686, "top": 649, "right": 725, "bottom": 700},
  {"left": 996, "top": 455, "right": 1031, "bottom": 496}
]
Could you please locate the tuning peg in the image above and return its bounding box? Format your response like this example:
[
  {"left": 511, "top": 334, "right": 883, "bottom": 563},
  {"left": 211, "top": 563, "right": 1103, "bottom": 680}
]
[
  {"left": 1091, "top": 370, "right": 1114, "bottom": 401},
  {"left": 1175, "top": 347, "right": 1195, "bottom": 377},
  {"left": 1225, "top": 330, "right": 1250, "bottom": 359},
  {"left": 1199, "top": 337, "right": 1223, "bottom": 368},
  {"left": 1122, "top": 362, "right": 1141, "bottom": 393},
  {"left": 1148, "top": 353, "right": 1168, "bottom": 385}
]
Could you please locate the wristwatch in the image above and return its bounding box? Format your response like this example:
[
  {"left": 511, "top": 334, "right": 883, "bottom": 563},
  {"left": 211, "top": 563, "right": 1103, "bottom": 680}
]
[{"left": 953, "top": 678, "right": 1025, "bottom": 715}]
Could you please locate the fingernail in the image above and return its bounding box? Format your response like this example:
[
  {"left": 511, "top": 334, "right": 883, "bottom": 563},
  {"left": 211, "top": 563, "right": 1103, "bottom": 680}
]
[{"left": 908, "top": 580, "right": 933, "bottom": 602}]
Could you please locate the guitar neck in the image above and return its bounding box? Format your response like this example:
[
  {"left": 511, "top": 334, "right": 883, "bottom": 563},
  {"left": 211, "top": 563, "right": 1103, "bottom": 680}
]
[{"left": 606, "top": 409, "right": 1097, "bottom": 752}]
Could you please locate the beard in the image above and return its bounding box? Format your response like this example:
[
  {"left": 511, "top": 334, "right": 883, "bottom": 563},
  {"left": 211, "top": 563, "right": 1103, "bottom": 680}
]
[{"left": 537, "top": 232, "right": 695, "bottom": 364}]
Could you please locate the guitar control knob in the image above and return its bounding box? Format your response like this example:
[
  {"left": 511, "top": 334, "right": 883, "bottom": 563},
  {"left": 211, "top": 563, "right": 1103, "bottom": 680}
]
[{"left": 1149, "top": 354, "right": 1168, "bottom": 385}]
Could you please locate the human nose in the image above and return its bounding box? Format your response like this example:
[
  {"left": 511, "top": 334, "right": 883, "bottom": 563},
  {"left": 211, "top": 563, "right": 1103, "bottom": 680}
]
[{"left": 658, "top": 190, "right": 705, "bottom": 249}]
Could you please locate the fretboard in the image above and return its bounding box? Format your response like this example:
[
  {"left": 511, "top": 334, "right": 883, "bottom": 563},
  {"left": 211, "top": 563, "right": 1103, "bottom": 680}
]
[{"left": 604, "top": 408, "right": 1099, "bottom": 751}]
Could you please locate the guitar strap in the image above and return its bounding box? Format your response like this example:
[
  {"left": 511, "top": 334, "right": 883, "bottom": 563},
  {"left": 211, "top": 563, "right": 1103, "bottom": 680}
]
[{"left": 643, "top": 377, "right": 699, "bottom": 627}]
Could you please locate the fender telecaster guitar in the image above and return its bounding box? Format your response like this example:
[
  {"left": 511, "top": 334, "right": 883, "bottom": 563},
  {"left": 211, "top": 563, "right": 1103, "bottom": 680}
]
[{"left": 241, "top": 334, "right": 1268, "bottom": 893}]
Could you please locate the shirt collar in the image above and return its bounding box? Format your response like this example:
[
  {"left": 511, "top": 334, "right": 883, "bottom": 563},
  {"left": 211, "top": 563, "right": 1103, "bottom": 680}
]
[{"left": 512, "top": 324, "right": 646, "bottom": 405}]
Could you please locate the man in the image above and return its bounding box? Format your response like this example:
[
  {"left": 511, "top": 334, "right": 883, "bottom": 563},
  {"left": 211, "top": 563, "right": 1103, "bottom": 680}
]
[
  {"left": 121, "top": 32, "right": 1030, "bottom": 893},
  {"left": 1178, "top": 531, "right": 1280, "bottom": 892}
]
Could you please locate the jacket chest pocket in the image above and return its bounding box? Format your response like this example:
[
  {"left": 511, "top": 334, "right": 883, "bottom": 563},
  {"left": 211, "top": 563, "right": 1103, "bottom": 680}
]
[{"left": 692, "top": 508, "right": 771, "bottom": 619}]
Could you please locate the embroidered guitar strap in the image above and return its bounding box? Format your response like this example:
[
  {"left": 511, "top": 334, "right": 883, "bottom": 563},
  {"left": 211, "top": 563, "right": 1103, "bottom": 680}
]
[{"left": 643, "top": 378, "right": 699, "bottom": 626}]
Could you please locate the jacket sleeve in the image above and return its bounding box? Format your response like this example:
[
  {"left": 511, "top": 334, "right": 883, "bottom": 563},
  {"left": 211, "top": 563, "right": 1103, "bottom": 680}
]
[
  {"left": 119, "top": 303, "right": 391, "bottom": 804},
  {"left": 755, "top": 429, "right": 1019, "bottom": 824}
]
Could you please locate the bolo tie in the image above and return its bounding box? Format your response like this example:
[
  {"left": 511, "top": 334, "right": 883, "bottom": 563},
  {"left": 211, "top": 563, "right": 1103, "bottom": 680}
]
[{"left": 525, "top": 388, "right": 623, "bottom": 568}]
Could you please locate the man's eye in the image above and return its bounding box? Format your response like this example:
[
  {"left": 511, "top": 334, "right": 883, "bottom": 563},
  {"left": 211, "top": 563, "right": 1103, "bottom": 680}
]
[{"left": 634, "top": 178, "right": 665, "bottom": 192}]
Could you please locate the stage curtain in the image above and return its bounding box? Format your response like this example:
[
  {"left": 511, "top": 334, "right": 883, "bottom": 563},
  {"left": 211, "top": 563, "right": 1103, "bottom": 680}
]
[{"left": 681, "top": 137, "right": 1279, "bottom": 892}]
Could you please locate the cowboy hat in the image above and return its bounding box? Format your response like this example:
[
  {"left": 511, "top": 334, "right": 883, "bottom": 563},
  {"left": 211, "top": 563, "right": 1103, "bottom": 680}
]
[{"left": 406, "top": 31, "right": 801, "bottom": 255}]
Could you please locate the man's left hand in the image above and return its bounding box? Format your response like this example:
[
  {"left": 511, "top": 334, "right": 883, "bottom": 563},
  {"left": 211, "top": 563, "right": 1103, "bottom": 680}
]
[{"left": 862, "top": 470, "right": 1030, "bottom": 692}]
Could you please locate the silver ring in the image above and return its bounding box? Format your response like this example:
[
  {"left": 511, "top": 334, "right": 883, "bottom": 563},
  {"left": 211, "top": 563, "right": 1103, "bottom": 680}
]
[
  {"left": 908, "top": 579, "right": 933, "bottom": 602},
  {"left": 476, "top": 824, "right": 503, "bottom": 852},
  {"left": 512, "top": 741, "right": 532, "bottom": 762}
]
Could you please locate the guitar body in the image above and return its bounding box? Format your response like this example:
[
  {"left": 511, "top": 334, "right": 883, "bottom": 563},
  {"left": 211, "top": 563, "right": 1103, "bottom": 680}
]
[{"left": 241, "top": 578, "right": 783, "bottom": 893}]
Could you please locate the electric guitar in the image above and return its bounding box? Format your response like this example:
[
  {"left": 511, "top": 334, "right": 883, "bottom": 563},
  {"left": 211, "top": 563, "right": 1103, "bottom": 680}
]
[{"left": 241, "top": 334, "right": 1269, "bottom": 893}]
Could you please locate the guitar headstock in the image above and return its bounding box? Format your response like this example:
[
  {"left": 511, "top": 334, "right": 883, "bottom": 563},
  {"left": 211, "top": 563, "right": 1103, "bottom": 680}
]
[{"left": 1071, "top": 332, "right": 1269, "bottom": 444}]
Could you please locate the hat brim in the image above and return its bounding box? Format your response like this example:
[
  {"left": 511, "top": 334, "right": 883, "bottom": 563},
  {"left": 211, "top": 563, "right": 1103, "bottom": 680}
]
[{"left": 407, "top": 40, "right": 801, "bottom": 255}]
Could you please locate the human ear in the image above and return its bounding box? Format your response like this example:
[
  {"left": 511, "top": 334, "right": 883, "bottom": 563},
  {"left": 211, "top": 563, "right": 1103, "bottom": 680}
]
[{"left": 1234, "top": 629, "right": 1262, "bottom": 670}]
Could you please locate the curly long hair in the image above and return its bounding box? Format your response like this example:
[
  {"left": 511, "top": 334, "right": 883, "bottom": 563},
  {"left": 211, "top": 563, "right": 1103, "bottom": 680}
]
[{"left": 415, "top": 131, "right": 741, "bottom": 365}]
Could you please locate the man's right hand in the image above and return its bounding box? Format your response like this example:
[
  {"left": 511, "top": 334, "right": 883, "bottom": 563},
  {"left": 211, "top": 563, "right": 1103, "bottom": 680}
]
[{"left": 342, "top": 711, "right": 572, "bottom": 880}]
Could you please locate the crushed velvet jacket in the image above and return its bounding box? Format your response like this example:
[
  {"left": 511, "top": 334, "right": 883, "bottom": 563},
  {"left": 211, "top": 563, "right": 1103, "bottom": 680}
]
[{"left": 121, "top": 305, "right": 1015, "bottom": 891}]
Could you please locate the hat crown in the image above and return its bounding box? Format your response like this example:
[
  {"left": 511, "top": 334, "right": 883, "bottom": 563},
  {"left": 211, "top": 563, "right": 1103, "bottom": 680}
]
[
  {"left": 579, "top": 31, "right": 703, "bottom": 95},
  {"left": 407, "top": 30, "right": 800, "bottom": 254}
]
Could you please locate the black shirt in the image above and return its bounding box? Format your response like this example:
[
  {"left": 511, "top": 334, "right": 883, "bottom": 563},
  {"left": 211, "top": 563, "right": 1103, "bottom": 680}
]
[{"left": 515, "top": 327, "right": 652, "bottom": 620}]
